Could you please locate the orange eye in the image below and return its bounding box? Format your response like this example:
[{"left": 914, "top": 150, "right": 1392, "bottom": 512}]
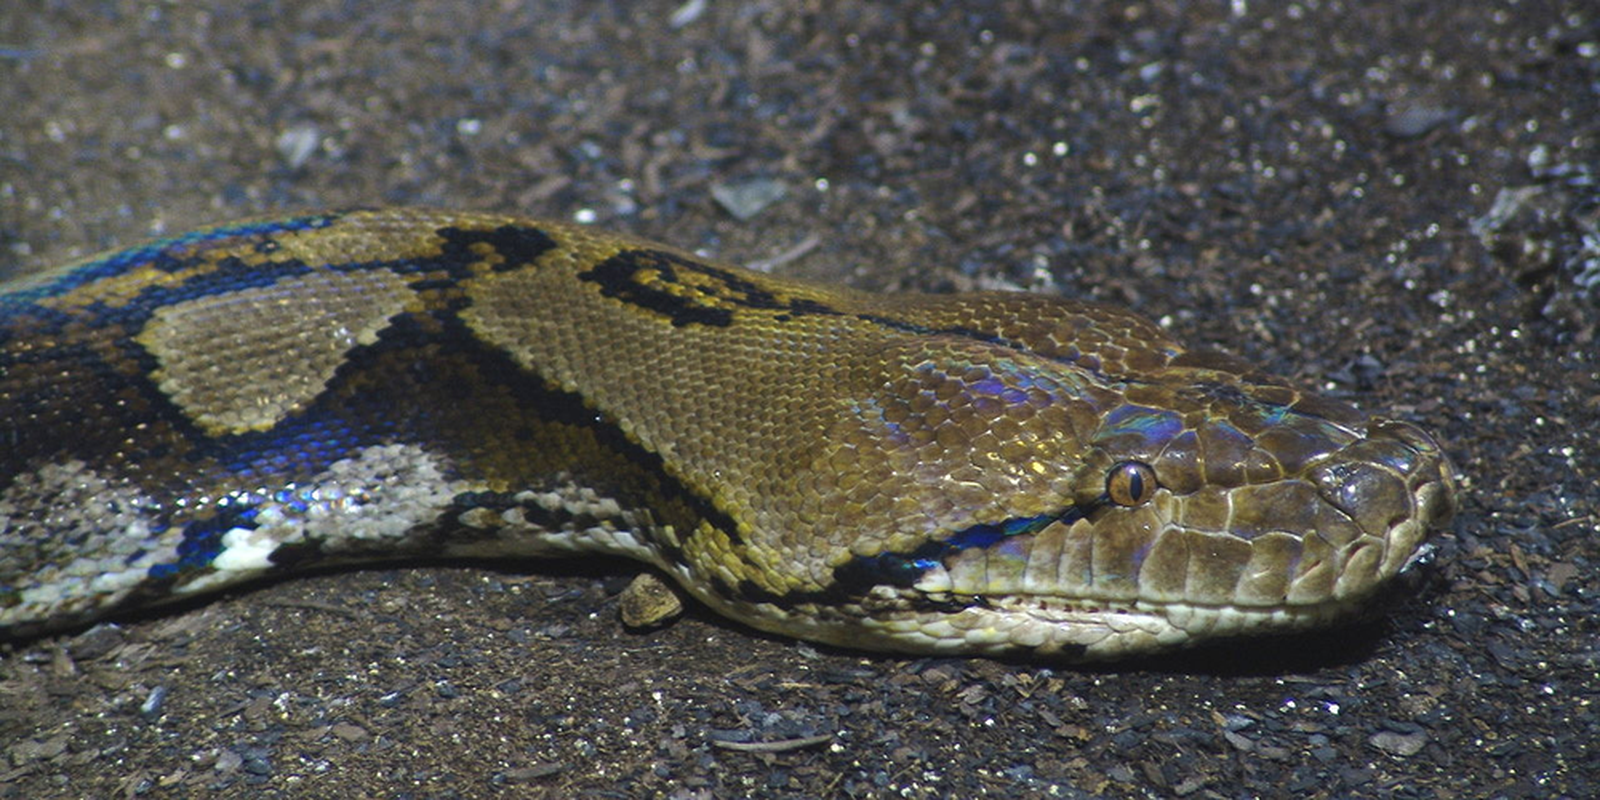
[{"left": 1106, "top": 461, "right": 1157, "bottom": 507}]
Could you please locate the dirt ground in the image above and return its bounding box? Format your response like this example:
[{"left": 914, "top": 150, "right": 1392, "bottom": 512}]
[{"left": 1, "top": 1, "right": 1595, "bottom": 798}]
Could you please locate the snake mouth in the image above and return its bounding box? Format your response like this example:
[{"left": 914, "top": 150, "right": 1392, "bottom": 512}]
[{"left": 871, "top": 591, "right": 1377, "bottom": 659}]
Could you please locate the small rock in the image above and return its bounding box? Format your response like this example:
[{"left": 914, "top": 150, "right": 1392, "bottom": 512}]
[
  {"left": 1369, "top": 729, "right": 1429, "bottom": 757},
  {"left": 1384, "top": 104, "right": 1455, "bottom": 138},
  {"left": 66, "top": 623, "right": 127, "bottom": 661},
  {"left": 618, "top": 572, "right": 684, "bottom": 628},
  {"left": 1223, "top": 730, "right": 1255, "bottom": 752},
  {"left": 275, "top": 124, "right": 321, "bottom": 170},
  {"left": 502, "top": 762, "right": 566, "bottom": 782},
  {"left": 711, "top": 178, "right": 788, "bottom": 221},
  {"left": 213, "top": 749, "right": 244, "bottom": 773},
  {"left": 139, "top": 685, "right": 169, "bottom": 719},
  {"left": 668, "top": 0, "right": 706, "bottom": 29},
  {"left": 10, "top": 733, "right": 70, "bottom": 763}
]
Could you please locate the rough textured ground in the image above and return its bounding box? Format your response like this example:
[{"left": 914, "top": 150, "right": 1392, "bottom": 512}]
[{"left": 1, "top": 1, "right": 1595, "bottom": 798}]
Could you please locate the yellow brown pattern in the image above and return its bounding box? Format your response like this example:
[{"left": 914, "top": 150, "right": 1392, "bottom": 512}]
[{"left": 0, "top": 209, "right": 1457, "bottom": 659}]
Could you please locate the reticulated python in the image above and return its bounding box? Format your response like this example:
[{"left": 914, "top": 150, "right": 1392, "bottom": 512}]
[{"left": 0, "top": 209, "right": 1456, "bottom": 660}]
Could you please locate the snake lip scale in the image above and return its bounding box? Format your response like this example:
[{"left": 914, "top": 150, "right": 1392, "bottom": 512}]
[{"left": 0, "top": 208, "right": 1457, "bottom": 660}]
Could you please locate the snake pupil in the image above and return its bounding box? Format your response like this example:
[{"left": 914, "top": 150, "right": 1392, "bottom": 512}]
[{"left": 1107, "top": 461, "right": 1157, "bottom": 507}]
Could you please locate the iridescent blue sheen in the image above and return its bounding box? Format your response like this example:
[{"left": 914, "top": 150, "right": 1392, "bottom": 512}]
[
  {"left": 946, "top": 513, "right": 1060, "bottom": 552},
  {"left": 968, "top": 374, "right": 1030, "bottom": 404},
  {"left": 970, "top": 376, "right": 1008, "bottom": 396},
  {"left": 854, "top": 397, "right": 912, "bottom": 447},
  {"left": 835, "top": 506, "right": 1086, "bottom": 591},
  {"left": 1261, "top": 404, "right": 1289, "bottom": 426},
  {"left": 146, "top": 505, "right": 261, "bottom": 578},
  {"left": 4, "top": 214, "right": 339, "bottom": 303},
  {"left": 1097, "top": 405, "right": 1184, "bottom": 448}
]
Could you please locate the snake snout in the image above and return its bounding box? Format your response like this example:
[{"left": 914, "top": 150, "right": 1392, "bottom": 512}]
[{"left": 1307, "top": 418, "right": 1456, "bottom": 586}]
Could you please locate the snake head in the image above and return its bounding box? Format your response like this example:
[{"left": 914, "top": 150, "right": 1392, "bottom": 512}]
[{"left": 743, "top": 339, "right": 1458, "bottom": 660}]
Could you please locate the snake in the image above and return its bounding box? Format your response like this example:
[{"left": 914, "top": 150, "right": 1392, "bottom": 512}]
[{"left": 0, "top": 208, "right": 1457, "bottom": 660}]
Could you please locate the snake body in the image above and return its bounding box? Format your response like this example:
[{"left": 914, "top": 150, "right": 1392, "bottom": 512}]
[{"left": 0, "top": 209, "right": 1456, "bottom": 659}]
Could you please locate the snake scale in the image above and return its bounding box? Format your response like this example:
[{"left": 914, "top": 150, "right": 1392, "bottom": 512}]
[{"left": 0, "top": 209, "right": 1456, "bottom": 660}]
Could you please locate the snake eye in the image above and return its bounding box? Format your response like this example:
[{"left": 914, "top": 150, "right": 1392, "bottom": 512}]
[{"left": 1106, "top": 461, "right": 1158, "bottom": 507}]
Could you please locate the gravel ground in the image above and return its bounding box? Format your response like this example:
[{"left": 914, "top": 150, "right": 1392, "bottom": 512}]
[{"left": 1, "top": 1, "right": 1595, "bottom": 798}]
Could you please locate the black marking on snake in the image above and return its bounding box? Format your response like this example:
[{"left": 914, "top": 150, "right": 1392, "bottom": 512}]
[
  {"left": 306, "top": 225, "right": 560, "bottom": 287},
  {"left": 384, "top": 310, "right": 740, "bottom": 555},
  {"left": 450, "top": 489, "right": 612, "bottom": 536},
  {"left": 725, "top": 504, "right": 1095, "bottom": 608},
  {"left": 853, "top": 314, "right": 1015, "bottom": 348},
  {"left": 576, "top": 249, "right": 1109, "bottom": 380},
  {"left": 577, "top": 249, "right": 849, "bottom": 328},
  {"left": 0, "top": 307, "right": 206, "bottom": 482},
  {"left": 135, "top": 254, "right": 320, "bottom": 308},
  {"left": 251, "top": 489, "right": 602, "bottom": 567},
  {"left": 405, "top": 277, "right": 459, "bottom": 292},
  {"left": 144, "top": 248, "right": 205, "bottom": 274},
  {"left": 574, "top": 248, "right": 1121, "bottom": 385},
  {"left": 855, "top": 313, "right": 1125, "bottom": 377},
  {"left": 0, "top": 216, "right": 334, "bottom": 304},
  {"left": 434, "top": 225, "right": 560, "bottom": 275},
  {"left": 442, "top": 336, "right": 745, "bottom": 553}
]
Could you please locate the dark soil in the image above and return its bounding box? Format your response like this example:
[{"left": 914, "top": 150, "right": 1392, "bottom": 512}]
[{"left": 1, "top": 1, "right": 1595, "bottom": 798}]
